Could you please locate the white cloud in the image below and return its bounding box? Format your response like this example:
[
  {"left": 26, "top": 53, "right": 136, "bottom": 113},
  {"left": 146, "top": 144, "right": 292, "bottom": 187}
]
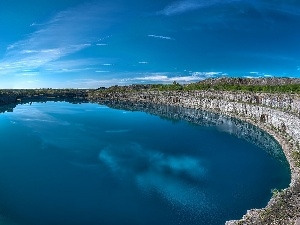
[
  {"left": 37, "top": 58, "right": 102, "bottom": 75},
  {"left": 134, "top": 75, "right": 170, "bottom": 81},
  {"left": 138, "top": 61, "right": 149, "bottom": 64},
  {"left": 249, "top": 72, "right": 273, "bottom": 77},
  {"left": 127, "top": 71, "right": 220, "bottom": 83},
  {"left": 159, "top": 0, "right": 241, "bottom": 16},
  {"left": 66, "top": 78, "right": 121, "bottom": 88},
  {"left": 191, "top": 71, "right": 221, "bottom": 77},
  {"left": 0, "top": 2, "right": 117, "bottom": 77},
  {"left": 248, "top": 72, "right": 277, "bottom": 78},
  {"left": 15, "top": 72, "right": 38, "bottom": 77},
  {"left": 159, "top": 0, "right": 204, "bottom": 16},
  {"left": 30, "top": 22, "right": 50, "bottom": 27},
  {"left": 21, "top": 50, "right": 40, "bottom": 54},
  {"left": 261, "top": 2, "right": 300, "bottom": 17},
  {"left": 97, "top": 35, "right": 112, "bottom": 42},
  {"left": 244, "top": 74, "right": 276, "bottom": 78},
  {"left": 61, "top": 71, "right": 222, "bottom": 88},
  {"left": 95, "top": 71, "right": 110, "bottom": 73},
  {"left": 148, "top": 35, "right": 174, "bottom": 40},
  {"left": 97, "top": 142, "right": 208, "bottom": 209}
]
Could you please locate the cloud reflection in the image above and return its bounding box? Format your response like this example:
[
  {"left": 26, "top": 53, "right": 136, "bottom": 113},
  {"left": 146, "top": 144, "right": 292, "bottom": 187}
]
[{"left": 98, "top": 142, "right": 210, "bottom": 209}]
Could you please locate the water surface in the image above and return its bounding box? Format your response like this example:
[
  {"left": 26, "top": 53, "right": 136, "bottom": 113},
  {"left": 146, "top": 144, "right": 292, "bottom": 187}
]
[{"left": 0, "top": 102, "right": 290, "bottom": 225}]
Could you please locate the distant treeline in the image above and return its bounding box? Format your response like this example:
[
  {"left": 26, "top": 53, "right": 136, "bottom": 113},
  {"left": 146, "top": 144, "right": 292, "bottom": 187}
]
[
  {"left": 1, "top": 78, "right": 300, "bottom": 95},
  {"left": 96, "top": 78, "right": 300, "bottom": 93},
  {"left": 0, "top": 88, "right": 90, "bottom": 106},
  {"left": 182, "top": 82, "right": 300, "bottom": 93},
  {"left": 0, "top": 88, "right": 89, "bottom": 96}
]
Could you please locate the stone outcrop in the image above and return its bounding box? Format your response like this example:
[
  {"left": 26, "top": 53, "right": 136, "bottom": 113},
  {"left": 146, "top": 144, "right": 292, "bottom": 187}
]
[{"left": 89, "top": 90, "right": 300, "bottom": 225}]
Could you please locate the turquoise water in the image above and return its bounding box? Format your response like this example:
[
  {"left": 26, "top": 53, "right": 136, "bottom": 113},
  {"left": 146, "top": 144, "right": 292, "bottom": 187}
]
[{"left": 0, "top": 102, "right": 290, "bottom": 225}]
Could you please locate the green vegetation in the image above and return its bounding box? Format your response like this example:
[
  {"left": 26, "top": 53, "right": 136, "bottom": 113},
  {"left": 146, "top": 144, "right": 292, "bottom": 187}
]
[
  {"left": 150, "top": 81, "right": 184, "bottom": 91},
  {"left": 271, "top": 188, "right": 282, "bottom": 197},
  {"left": 0, "top": 88, "right": 90, "bottom": 97},
  {"left": 292, "top": 151, "right": 300, "bottom": 167},
  {"left": 1, "top": 78, "right": 300, "bottom": 94},
  {"left": 0, "top": 89, "right": 91, "bottom": 107},
  {"left": 184, "top": 83, "right": 300, "bottom": 93},
  {"left": 93, "top": 78, "right": 300, "bottom": 93}
]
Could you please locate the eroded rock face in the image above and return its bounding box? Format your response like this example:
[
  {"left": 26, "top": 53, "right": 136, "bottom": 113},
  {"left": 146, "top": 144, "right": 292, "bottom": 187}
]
[
  {"left": 103, "top": 101, "right": 286, "bottom": 163},
  {"left": 0, "top": 88, "right": 299, "bottom": 224},
  {"left": 89, "top": 90, "right": 300, "bottom": 225}
]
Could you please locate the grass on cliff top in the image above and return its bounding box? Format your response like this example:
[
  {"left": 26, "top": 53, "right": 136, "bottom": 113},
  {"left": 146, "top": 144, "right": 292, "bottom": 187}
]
[
  {"left": 97, "top": 82, "right": 300, "bottom": 94},
  {"left": 184, "top": 83, "right": 300, "bottom": 93}
]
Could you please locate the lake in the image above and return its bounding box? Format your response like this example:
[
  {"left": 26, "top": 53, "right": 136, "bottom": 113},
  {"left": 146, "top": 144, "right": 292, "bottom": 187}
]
[{"left": 0, "top": 101, "right": 290, "bottom": 225}]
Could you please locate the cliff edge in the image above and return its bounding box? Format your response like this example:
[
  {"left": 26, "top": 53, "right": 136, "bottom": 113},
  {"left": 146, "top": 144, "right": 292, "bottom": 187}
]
[{"left": 88, "top": 81, "right": 300, "bottom": 225}]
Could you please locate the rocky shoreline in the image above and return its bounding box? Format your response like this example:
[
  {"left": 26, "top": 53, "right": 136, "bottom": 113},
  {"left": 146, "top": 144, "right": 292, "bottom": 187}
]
[
  {"left": 0, "top": 84, "right": 299, "bottom": 224},
  {"left": 0, "top": 89, "right": 90, "bottom": 106},
  {"left": 88, "top": 89, "right": 300, "bottom": 225}
]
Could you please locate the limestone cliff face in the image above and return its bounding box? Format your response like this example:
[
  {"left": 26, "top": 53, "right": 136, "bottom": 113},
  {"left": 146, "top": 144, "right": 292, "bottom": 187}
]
[
  {"left": 0, "top": 89, "right": 299, "bottom": 224},
  {"left": 103, "top": 101, "right": 286, "bottom": 165},
  {"left": 89, "top": 91, "right": 300, "bottom": 146},
  {"left": 89, "top": 90, "right": 300, "bottom": 225}
]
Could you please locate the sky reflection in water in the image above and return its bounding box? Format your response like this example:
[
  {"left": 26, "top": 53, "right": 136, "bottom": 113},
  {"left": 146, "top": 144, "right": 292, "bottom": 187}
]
[{"left": 0, "top": 102, "right": 290, "bottom": 225}]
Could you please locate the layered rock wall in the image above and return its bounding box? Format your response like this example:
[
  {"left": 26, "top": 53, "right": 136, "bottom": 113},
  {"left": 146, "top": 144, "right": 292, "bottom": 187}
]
[
  {"left": 1, "top": 89, "right": 299, "bottom": 224},
  {"left": 89, "top": 90, "right": 300, "bottom": 225}
]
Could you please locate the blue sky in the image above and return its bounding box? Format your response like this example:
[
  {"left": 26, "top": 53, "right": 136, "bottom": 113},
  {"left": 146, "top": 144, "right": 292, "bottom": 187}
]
[{"left": 0, "top": 0, "right": 299, "bottom": 88}]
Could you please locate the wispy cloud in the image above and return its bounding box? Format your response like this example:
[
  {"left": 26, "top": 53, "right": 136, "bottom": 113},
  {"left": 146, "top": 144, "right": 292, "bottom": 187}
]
[
  {"left": 39, "top": 58, "right": 101, "bottom": 74},
  {"left": 159, "top": 0, "right": 300, "bottom": 18},
  {"left": 244, "top": 72, "right": 278, "bottom": 78},
  {"left": 259, "top": 1, "right": 300, "bottom": 17},
  {"left": 60, "top": 71, "right": 222, "bottom": 88},
  {"left": 0, "top": 2, "right": 117, "bottom": 77},
  {"left": 159, "top": 0, "right": 240, "bottom": 16},
  {"left": 97, "top": 142, "right": 209, "bottom": 209},
  {"left": 159, "top": 0, "right": 205, "bottom": 16},
  {"left": 30, "top": 22, "right": 51, "bottom": 27},
  {"left": 53, "top": 70, "right": 288, "bottom": 89},
  {"left": 164, "top": 0, "right": 300, "bottom": 19},
  {"left": 124, "top": 71, "right": 221, "bottom": 83},
  {"left": 95, "top": 71, "right": 110, "bottom": 73},
  {"left": 148, "top": 35, "right": 174, "bottom": 40}
]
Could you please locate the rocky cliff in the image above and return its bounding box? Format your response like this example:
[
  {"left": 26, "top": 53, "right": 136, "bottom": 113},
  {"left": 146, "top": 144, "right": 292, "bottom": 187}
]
[{"left": 89, "top": 90, "right": 300, "bottom": 225}]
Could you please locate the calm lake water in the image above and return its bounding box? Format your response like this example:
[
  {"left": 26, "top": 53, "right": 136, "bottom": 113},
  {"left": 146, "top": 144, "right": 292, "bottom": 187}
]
[{"left": 0, "top": 102, "right": 290, "bottom": 225}]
